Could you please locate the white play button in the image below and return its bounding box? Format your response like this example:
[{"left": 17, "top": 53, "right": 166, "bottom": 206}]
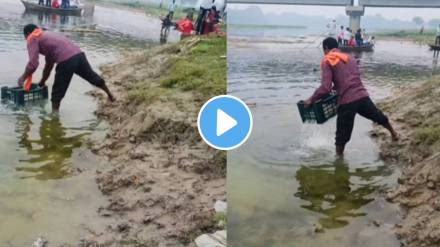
[{"left": 216, "top": 109, "right": 237, "bottom": 136}]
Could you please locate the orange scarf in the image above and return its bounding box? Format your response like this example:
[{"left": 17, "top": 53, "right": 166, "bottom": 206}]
[
  {"left": 320, "top": 48, "right": 349, "bottom": 68},
  {"left": 24, "top": 28, "right": 43, "bottom": 92}
]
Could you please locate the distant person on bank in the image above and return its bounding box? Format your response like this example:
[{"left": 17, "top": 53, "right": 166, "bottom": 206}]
[
  {"left": 196, "top": 0, "right": 214, "bottom": 34},
  {"left": 167, "top": 0, "right": 177, "bottom": 21},
  {"left": 436, "top": 24, "right": 440, "bottom": 45},
  {"left": 304, "top": 37, "right": 398, "bottom": 156},
  {"left": 17, "top": 24, "right": 115, "bottom": 112},
  {"left": 175, "top": 13, "right": 194, "bottom": 39},
  {"left": 203, "top": 5, "right": 221, "bottom": 34}
]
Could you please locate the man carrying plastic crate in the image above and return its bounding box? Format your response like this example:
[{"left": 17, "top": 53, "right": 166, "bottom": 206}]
[
  {"left": 17, "top": 24, "right": 116, "bottom": 112},
  {"left": 303, "top": 37, "right": 398, "bottom": 157}
]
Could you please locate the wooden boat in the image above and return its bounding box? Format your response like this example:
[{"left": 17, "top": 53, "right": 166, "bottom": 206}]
[
  {"left": 429, "top": 44, "right": 440, "bottom": 51},
  {"left": 339, "top": 44, "right": 374, "bottom": 52},
  {"left": 21, "top": 0, "right": 83, "bottom": 16}
]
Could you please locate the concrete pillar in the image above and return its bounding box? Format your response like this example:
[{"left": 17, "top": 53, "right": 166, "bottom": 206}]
[{"left": 345, "top": 5, "right": 364, "bottom": 32}]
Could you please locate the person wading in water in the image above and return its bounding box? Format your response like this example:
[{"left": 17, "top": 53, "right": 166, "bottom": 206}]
[
  {"left": 17, "top": 24, "right": 115, "bottom": 112},
  {"left": 304, "top": 37, "right": 398, "bottom": 156}
]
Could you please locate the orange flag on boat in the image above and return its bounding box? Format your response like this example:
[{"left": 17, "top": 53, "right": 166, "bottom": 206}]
[{"left": 24, "top": 28, "right": 43, "bottom": 92}]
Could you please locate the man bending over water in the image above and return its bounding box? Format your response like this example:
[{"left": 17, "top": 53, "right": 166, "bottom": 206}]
[
  {"left": 17, "top": 24, "right": 115, "bottom": 112},
  {"left": 304, "top": 37, "right": 398, "bottom": 156}
]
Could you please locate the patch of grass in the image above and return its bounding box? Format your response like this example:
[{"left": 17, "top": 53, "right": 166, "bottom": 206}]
[
  {"left": 414, "top": 126, "right": 440, "bottom": 146},
  {"left": 127, "top": 86, "right": 171, "bottom": 104},
  {"left": 213, "top": 212, "right": 227, "bottom": 226},
  {"left": 375, "top": 29, "right": 437, "bottom": 44},
  {"left": 213, "top": 151, "right": 226, "bottom": 177},
  {"left": 160, "top": 36, "right": 227, "bottom": 100}
]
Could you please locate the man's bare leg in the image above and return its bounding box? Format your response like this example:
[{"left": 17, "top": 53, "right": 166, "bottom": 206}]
[
  {"left": 336, "top": 145, "right": 345, "bottom": 157},
  {"left": 52, "top": 101, "right": 60, "bottom": 112},
  {"left": 383, "top": 122, "right": 398, "bottom": 141},
  {"left": 99, "top": 84, "right": 116, "bottom": 102}
]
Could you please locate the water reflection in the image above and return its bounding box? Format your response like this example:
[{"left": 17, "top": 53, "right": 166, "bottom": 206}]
[
  {"left": 22, "top": 9, "right": 88, "bottom": 29},
  {"left": 295, "top": 159, "right": 392, "bottom": 229},
  {"left": 15, "top": 114, "right": 88, "bottom": 180}
]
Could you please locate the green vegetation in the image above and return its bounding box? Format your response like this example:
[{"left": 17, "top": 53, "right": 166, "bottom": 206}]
[
  {"left": 414, "top": 126, "right": 440, "bottom": 146},
  {"left": 375, "top": 29, "right": 436, "bottom": 44},
  {"left": 160, "top": 36, "right": 227, "bottom": 100},
  {"left": 95, "top": 0, "right": 189, "bottom": 19}
]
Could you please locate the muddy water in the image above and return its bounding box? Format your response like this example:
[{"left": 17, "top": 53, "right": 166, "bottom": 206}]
[
  {"left": 0, "top": 0, "right": 169, "bottom": 245},
  {"left": 228, "top": 32, "right": 439, "bottom": 246}
]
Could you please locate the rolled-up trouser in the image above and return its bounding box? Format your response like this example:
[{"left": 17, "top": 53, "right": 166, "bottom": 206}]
[
  {"left": 52, "top": 52, "right": 105, "bottom": 104},
  {"left": 335, "top": 96, "right": 389, "bottom": 146}
]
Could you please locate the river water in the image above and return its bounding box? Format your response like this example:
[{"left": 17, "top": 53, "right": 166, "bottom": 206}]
[
  {"left": 227, "top": 27, "right": 440, "bottom": 247},
  {"left": 0, "top": 0, "right": 176, "bottom": 245}
]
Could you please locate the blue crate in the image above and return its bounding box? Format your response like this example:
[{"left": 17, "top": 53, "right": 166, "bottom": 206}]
[
  {"left": 1, "top": 84, "right": 48, "bottom": 106},
  {"left": 297, "top": 93, "right": 338, "bottom": 124}
]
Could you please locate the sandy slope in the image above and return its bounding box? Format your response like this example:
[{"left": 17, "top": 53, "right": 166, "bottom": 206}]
[
  {"left": 372, "top": 77, "right": 440, "bottom": 247},
  {"left": 83, "top": 37, "right": 226, "bottom": 246}
]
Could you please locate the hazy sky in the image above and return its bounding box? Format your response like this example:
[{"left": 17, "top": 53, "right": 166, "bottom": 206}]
[{"left": 229, "top": 4, "right": 440, "bottom": 21}]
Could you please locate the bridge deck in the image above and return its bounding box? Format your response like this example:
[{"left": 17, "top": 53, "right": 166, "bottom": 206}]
[
  {"left": 228, "top": 0, "right": 440, "bottom": 8},
  {"left": 227, "top": 0, "right": 352, "bottom": 6}
]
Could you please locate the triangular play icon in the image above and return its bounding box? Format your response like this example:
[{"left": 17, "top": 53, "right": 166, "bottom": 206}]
[{"left": 216, "top": 109, "right": 237, "bottom": 136}]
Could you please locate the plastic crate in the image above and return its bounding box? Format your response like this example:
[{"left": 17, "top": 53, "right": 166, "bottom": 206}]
[
  {"left": 297, "top": 93, "right": 338, "bottom": 124},
  {"left": 1, "top": 84, "right": 48, "bottom": 106}
]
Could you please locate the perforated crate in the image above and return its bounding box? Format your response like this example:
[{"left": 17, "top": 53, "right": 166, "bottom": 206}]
[
  {"left": 297, "top": 93, "right": 338, "bottom": 124},
  {"left": 1, "top": 84, "right": 48, "bottom": 105}
]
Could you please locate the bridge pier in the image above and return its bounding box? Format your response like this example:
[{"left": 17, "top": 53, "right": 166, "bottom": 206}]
[{"left": 346, "top": 5, "right": 364, "bottom": 32}]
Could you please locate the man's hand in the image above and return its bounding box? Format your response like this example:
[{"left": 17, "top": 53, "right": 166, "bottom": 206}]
[
  {"left": 17, "top": 76, "right": 25, "bottom": 87},
  {"left": 38, "top": 80, "right": 46, "bottom": 88},
  {"left": 304, "top": 99, "right": 313, "bottom": 109}
]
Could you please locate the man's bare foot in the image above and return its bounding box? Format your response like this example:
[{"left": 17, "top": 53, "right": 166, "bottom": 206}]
[{"left": 108, "top": 93, "right": 116, "bottom": 102}]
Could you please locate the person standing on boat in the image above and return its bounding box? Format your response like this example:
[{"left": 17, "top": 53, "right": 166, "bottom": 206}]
[
  {"left": 343, "top": 27, "right": 351, "bottom": 46},
  {"left": 45, "top": 0, "right": 51, "bottom": 7},
  {"left": 52, "top": 0, "right": 60, "bottom": 8},
  {"left": 303, "top": 37, "right": 398, "bottom": 157},
  {"left": 61, "top": 0, "right": 70, "bottom": 8},
  {"left": 355, "top": 29, "right": 363, "bottom": 46},
  {"left": 436, "top": 24, "right": 440, "bottom": 45},
  {"left": 38, "top": 0, "right": 44, "bottom": 5},
  {"left": 337, "top": 26, "right": 344, "bottom": 45},
  {"left": 17, "top": 24, "right": 115, "bottom": 112}
]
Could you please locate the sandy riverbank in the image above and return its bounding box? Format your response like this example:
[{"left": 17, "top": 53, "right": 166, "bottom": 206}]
[
  {"left": 372, "top": 77, "right": 440, "bottom": 247},
  {"left": 83, "top": 36, "right": 226, "bottom": 246}
]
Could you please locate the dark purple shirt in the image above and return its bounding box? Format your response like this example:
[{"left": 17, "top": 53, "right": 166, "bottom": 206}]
[
  {"left": 25, "top": 32, "right": 82, "bottom": 76},
  {"left": 309, "top": 51, "right": 369, "bottom": 105}
]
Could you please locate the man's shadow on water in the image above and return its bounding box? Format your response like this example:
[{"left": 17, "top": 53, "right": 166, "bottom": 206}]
[
  {"left": 14, "top": 114, "right": 88, "bottom": 180},
  {"left": 294, "top": 158, "right": 392, "bottom": 229}
]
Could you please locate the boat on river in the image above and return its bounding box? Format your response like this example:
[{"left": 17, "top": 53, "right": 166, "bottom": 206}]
[
  {"left": 339, "top": 43, "right": 374, "bottom": 53},
  {"left": 20, "top": 0, "right": 83, "bottom": 16}
]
